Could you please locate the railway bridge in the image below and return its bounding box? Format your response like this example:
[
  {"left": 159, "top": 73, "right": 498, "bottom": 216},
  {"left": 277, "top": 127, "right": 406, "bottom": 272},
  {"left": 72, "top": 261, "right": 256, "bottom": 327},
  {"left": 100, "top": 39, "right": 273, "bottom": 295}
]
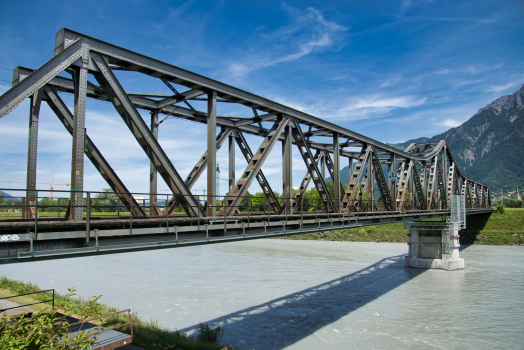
[{"left": 0, "top": 29, "right": 491, "bottom": 268}]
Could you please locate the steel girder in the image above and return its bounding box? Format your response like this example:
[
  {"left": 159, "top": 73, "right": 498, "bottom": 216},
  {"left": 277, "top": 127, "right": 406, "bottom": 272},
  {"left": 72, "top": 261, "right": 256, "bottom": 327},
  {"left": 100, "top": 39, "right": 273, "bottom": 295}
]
[
  {"left": 222, "top": 116, "right": 290, "bottom": 216},
  {"left": 25, "top": 88, "right": 44, "bottom": 219},
  {"left": 233, "top": 130, "right": 282, "bottom": 213},
  {"left": 412, "top": 162, "right": 427, "bottom": 210},
  {"left": 370, "top": 148, "right": 394, "bottom": 211},
  {"left": 323, "top": 152, "right": 345, "bottom": 202},
  {"left": 44, "top": 86, "right": 147, "bottom": 217},
  {"left": 90, "top": 52, "right": 204, "bottom": 217},
  {"left": 293, "top": 150, "right": 323, "bottom": 212},
  {"left": 50, "top": 29, "right": 422, "bottom": 160},
  {"left": 292, "top": 119, "right": 336, "bottom": 213},
  {"left": 166, "top": 128, "right": 233, "bottom": 214},
  {"left": 396, "top": 160, "right": 413, "bottom": 211},
  {"left": 341, "top": 145, "right": 371, "bottom": 212}
]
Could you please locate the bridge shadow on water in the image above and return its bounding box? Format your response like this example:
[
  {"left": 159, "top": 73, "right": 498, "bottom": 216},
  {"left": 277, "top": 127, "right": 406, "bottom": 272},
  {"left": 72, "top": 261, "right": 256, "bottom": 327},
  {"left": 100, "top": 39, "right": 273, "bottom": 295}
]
[{"left": 181, "top": 254, "right": 426, "bottom": 349}]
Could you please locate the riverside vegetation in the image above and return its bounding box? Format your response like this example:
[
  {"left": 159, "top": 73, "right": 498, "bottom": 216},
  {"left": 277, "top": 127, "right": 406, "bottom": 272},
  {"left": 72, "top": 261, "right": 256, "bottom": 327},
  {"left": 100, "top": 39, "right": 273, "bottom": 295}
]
[
  {"left": 0, "top": 277, "right": 239, "bottom": 350},
  {"left": 285, "top": 208, "right": 524, "bottom": 246}
]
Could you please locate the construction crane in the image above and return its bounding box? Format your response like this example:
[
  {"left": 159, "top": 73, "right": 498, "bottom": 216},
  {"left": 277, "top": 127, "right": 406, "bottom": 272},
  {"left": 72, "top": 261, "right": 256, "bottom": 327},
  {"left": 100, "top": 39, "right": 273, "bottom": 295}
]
[
  {"left": 216, "top": 163, "right": 229, "bottom": 197},
  {"left": 191, "top": 164, "right": 229, "bottom": 204},
  {"left": 0, "top": 177, "right": 71, "bottom": 199}
]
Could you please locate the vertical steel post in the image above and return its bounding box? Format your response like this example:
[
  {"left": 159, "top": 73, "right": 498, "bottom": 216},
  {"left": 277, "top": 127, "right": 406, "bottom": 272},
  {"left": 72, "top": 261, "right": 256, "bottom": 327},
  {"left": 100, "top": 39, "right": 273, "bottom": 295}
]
[
  {"left": 229, "top": 132, "right": 235, "bottom": 194},
  {"left": 347, "top": 157, "right": 354, "bottom": 184},
  {"left": 320, "top": 152, "right": 326, "bottom": 180},
  {"left": 207, "top": 91, "right": 217, "bottom": 217},
  {"left": 86, "top": 192, "right": 90, "bottom": 243},
  {"left": 422, "top": 161, "right": 428, "bottom": 210},
  {"left": 70, "top": 67, "right": 88, "bottom": 222},
  {"left": 26, "top": 89, "right": 43, "bottom": 219},
  {"left": 389, "top": 153, "right": 396, "bottom": 210},
  {"left": 150, "top": 110, "right": 159, "bottom": 216},
  {"left": 333, "top": 132, "right": 340, "bottom": 213},
  {"left": 367, "top": 149, "right": 373, "bottom": 211},
  {"left": 282, "top": 123, "right": 293, "bottom": 215}
]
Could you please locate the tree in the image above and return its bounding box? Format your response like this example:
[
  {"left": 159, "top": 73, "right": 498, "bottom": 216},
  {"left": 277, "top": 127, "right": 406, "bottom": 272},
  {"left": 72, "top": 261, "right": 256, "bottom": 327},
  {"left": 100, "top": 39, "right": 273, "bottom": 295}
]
[
  {"left": 92, "top": 189, "right": 125, "bottom": 212},
  {"left": 0, "top": 287, "right": 103, "bottom": 349}
]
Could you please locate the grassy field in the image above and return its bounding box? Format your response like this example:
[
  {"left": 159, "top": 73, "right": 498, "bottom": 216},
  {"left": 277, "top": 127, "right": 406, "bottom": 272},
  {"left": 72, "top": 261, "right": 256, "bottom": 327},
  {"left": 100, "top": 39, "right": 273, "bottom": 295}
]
[
  {"left": 0, "top": 277, "right": 225, "bottom": 350},
  {"left": 286, "top": 208, "right": 524, "bottom": 246}
]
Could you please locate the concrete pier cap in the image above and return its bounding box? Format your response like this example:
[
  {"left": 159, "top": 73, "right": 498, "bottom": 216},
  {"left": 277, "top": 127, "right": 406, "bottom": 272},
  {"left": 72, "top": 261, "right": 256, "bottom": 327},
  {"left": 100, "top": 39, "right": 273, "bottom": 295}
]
[{"left": 404, "top": 221, "right": 464, "bottom": 271}]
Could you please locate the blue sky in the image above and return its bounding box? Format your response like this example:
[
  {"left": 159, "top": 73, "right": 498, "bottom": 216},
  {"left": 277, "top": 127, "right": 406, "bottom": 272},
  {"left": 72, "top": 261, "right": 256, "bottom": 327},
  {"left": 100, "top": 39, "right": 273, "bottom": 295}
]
[{"left": 0, "top": 0, "right": 523, "bottom": 197}]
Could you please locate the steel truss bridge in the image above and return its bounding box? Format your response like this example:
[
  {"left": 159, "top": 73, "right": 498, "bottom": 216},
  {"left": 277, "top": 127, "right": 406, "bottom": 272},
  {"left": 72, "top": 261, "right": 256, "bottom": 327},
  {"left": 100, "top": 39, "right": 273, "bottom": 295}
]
[{"left": 0, "top": 29, "right": 491, "bottom": 263}]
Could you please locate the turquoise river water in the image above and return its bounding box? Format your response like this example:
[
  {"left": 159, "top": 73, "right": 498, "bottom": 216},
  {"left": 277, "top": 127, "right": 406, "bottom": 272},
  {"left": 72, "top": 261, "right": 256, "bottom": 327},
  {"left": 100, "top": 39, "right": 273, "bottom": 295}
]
[{"left": 1, "top": 240, "right": 523, "bottom": 349}]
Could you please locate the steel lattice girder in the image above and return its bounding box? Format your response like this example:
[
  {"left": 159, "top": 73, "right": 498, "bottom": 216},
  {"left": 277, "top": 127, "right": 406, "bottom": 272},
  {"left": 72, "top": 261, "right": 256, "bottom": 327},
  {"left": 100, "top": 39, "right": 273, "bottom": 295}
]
[
  {"left": 292, "top": 118, "right": 335, "bottom": 213},
  {"left": 233, "top": 130, "right": 282, "bottom": 213},
  {"left": 90, "top": 52, "right": 204, "bottom": 217},
  {"left": 222, "top": 116, "right": 291, "bottom": 216},
  {"left": 293, "top": 150, "right": 323, "bottom": 211},
  {"left": 165, "top": 128, "right": 233, "bottom": 214},
  {"left": 0, "top": 28, "right": 491, "bottom": 215},
  {"left": 44, "top": 86, "right": 147, "bottom": 216},
  {"left": 341, "top": 145, "right": 371, "bottom": 212}
]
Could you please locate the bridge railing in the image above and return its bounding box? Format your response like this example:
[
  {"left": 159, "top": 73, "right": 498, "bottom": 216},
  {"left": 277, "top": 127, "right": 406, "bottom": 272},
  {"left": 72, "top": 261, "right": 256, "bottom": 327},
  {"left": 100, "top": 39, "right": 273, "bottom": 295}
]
[{"left": 0, "top": 187, "right": 492, "bottom": 222}]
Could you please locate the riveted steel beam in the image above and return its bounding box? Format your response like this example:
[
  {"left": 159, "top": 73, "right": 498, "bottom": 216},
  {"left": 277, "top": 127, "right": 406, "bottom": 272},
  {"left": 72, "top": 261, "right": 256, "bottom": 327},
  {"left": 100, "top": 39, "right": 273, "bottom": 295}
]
[
  {"left": 322, "top": 151, "right": 345, "bottom": 202},
  {"left": 293, "top": 150, "right": 323, "bottom": 212},
  {"left": 342, "top": 145, "right": 371, "bottom": 212},
  {"left": 150, "top": 110, "right": 160, "bottom": 216},
  {"left": 90, "top": 52, "right": 204, "bottom": 217},
  {"left": 166, "top": 128, "right": 233, "bottom": 214},
  {"left": 282, "top": 124, "right": 293, "bottom": 215},
  {"left": 222, "top": 116, "right": 290, "bottom": 216},
  {"left": 1, "top": 39, "right": 85, "bottom": 119},
  {"left": 371, "top": 147, "right": 394, "bottom": 211},
  {"left": 233, "top": 130, "right": 282, "bottom": 213},
  {"left": 25, "top": 88, "right": 44, "bottom": 219},
  {"left": 292, "top": 119, "right": 335, "bottom": 213},
  {"left": 207, "top": 91, "right": 217, "bottom": 217},
  {"left": 44, "top": 85, "right": 146, "bottom": 217},
  {"left": 70, "top": 66, "right": 88, "bottom": 222}
]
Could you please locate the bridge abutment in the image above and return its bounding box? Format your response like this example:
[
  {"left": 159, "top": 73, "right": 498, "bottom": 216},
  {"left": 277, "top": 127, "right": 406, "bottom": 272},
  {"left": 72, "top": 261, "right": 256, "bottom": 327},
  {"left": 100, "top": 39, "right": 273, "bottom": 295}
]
[{"left": 404, "top": 223, "right": 464, "bottom": 271}]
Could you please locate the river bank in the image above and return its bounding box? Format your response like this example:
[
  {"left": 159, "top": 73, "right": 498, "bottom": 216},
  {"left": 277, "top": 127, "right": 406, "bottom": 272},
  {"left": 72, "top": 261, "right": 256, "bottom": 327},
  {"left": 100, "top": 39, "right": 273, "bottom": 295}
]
[
  {"left": 284, "top": 208, "right": 524, "bottom": 245},
  {"left": 0, "top": 277, "right": 223, "bottom": 350}
]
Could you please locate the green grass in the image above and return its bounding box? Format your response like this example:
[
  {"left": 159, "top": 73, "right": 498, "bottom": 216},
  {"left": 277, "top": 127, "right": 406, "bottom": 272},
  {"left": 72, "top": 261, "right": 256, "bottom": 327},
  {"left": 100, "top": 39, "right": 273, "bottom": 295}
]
[
  {"left": 287, "top": 223, "right": 409, "bottom": 243},
  {"left": 287, "top": 208, "right": 524, "bottom": 246},
  {"left": 0, "top": 276, "right": 222, "bottom": 350},
  {"left": 459, "top": 208, "right": 524, "bottom": 245}
]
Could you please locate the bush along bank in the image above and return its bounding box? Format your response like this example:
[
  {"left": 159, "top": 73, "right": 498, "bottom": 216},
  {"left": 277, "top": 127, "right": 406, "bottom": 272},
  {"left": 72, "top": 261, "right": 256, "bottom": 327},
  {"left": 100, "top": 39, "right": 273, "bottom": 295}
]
[
  {"left": 0, "top": 276, "right": 237, "bottom": 350},
  {"left": 284, "top": 208, "right": 524, "bottom": 246}
]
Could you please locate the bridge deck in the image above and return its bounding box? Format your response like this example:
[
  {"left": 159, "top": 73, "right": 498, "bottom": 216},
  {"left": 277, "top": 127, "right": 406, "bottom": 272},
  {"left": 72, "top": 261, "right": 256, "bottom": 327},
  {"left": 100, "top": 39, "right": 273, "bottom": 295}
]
[{"left": 0, "top": 208, "right": 492, "bottom": 264}]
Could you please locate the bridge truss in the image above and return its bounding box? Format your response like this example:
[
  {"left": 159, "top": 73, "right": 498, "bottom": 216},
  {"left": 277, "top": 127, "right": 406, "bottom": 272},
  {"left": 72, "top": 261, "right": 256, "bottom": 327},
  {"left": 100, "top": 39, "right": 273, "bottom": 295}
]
[{"left": 0, "top": 29, "right": 491, "bottom": 262}]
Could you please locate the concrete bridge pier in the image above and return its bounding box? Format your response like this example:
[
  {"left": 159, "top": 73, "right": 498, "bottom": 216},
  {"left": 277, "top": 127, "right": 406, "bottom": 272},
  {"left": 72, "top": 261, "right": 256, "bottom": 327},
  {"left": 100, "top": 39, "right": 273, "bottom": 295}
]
[{"left": 404, "top": 222, "right": 464, "bottom": 271}]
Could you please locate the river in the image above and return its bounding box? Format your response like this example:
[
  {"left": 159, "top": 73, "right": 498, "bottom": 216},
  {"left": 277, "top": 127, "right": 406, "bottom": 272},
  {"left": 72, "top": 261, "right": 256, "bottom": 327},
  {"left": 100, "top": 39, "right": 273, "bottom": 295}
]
[{"left": 2, "top": 240, "right": 523, "bottom": 349}]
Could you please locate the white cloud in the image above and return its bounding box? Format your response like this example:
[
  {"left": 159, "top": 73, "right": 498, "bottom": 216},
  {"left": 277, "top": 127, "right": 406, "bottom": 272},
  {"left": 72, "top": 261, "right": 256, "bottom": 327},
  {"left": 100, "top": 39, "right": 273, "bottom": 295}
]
[
  {"left": 226, "top": 6, "right": 348, "bottom": 77},
  {"left": 437, "top": 118, "right": 461, "bottom": 127},
  {"left": 487, "top": 82, "right": 518, "bottom": 93}
]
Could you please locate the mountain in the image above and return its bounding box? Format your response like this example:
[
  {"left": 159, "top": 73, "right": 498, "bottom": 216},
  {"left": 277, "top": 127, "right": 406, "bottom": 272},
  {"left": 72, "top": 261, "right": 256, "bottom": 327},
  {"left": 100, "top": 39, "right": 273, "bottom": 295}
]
[
  {"left": 0, "top": 191, "right": 15, "bottom": 198},
  {"left": 396, "top": 84, "right": 524, "bottom": 193},
  {"left": 328, "top": 84, "right": 524, "bottom": 193}
]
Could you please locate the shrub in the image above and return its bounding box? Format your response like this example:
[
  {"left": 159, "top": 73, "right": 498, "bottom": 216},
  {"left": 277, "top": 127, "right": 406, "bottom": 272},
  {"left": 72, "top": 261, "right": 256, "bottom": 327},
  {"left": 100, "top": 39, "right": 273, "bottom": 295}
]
[
  {"left": 195, "top": 323, "right": 224, "bottom": 344},
  {"left": 495, "top": 205, "right": 505, "bottom": 214}
]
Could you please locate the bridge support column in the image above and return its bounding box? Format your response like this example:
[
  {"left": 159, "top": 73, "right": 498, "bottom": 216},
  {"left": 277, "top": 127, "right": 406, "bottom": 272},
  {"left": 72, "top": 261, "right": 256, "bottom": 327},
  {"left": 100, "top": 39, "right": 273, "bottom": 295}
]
[{"left": 404, "top": 222, "right": 464, "bottom": 271}]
